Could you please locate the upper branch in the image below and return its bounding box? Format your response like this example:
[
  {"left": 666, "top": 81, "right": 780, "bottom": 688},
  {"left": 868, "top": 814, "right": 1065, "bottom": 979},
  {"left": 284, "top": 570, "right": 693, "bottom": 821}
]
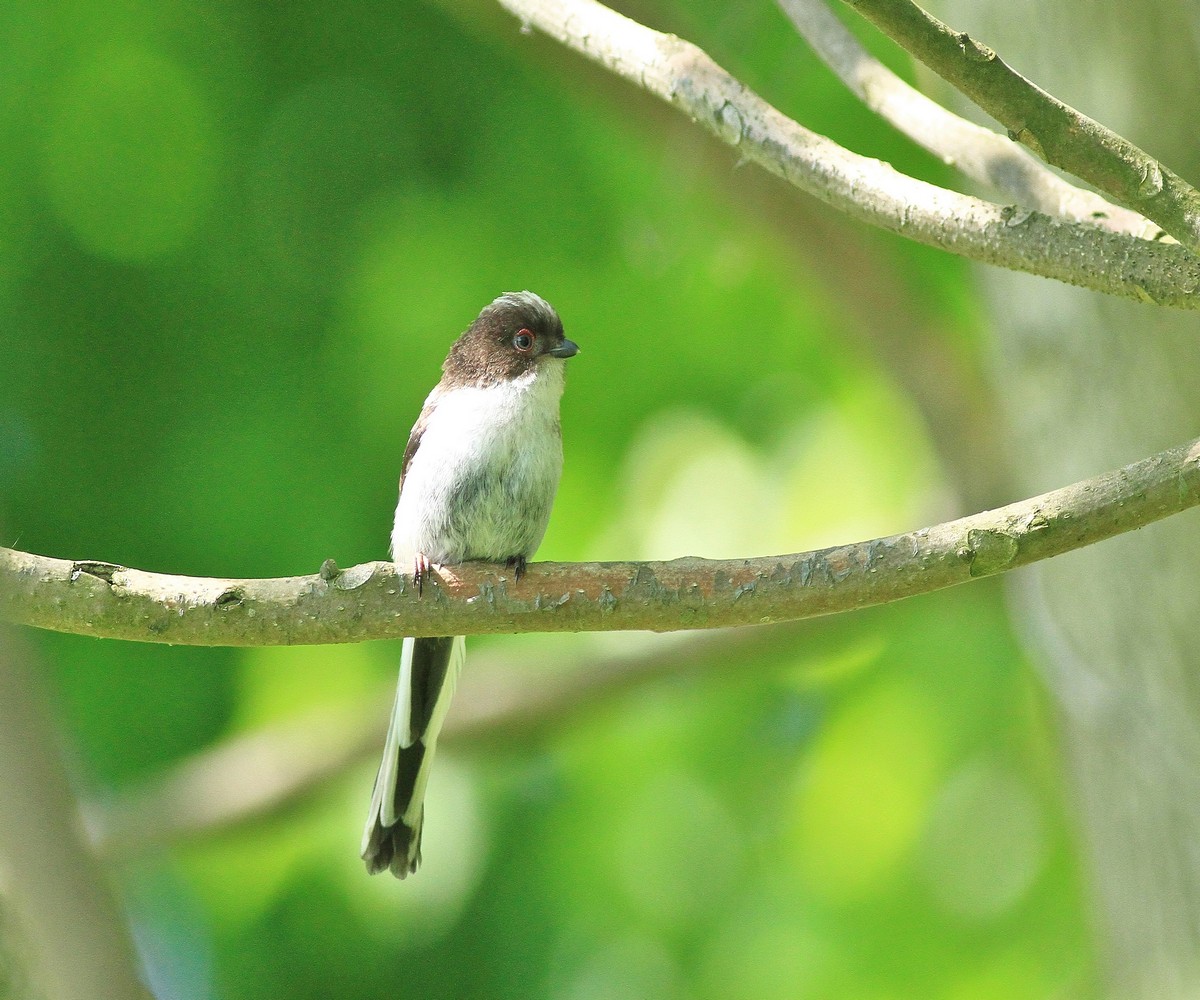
[
  {"left": 844, "top": 0, "right": 1200, "bottom": 252},
  {"left": 495, "top": 0, "right": 1200, "bottom": 308},
  {"left": 4, "top": 436, "right": 1200, "bottom": 646},
  {"left": 777, "top": 0, "right": 1157, "bottom": 237}
]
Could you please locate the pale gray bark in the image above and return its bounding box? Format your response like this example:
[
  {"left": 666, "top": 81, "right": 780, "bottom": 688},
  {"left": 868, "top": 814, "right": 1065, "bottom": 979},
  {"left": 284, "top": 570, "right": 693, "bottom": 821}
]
[{"left": 931, "top": 0, "right": 1200, "bottom": 995}]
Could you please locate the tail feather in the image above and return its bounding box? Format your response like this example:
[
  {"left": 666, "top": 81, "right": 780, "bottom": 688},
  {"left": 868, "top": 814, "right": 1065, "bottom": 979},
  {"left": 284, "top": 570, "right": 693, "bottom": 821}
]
[{"left": 362, "top": 635, "right": 465, "bottom": 877}]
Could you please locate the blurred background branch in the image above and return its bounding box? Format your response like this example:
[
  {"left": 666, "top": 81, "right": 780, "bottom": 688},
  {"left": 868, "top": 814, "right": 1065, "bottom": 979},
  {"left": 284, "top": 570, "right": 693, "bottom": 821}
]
[
  {"left": 90, "top": 619, "right": 834, "bottom": 858},
  {"left": 0, "top": 629, "right": 154, "bottom": 1000}
]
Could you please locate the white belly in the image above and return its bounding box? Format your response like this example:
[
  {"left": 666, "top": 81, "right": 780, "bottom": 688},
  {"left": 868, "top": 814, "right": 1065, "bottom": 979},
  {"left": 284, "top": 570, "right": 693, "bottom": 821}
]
[{"left": 391, "top": 365, "right": 565, "bottom": 565}]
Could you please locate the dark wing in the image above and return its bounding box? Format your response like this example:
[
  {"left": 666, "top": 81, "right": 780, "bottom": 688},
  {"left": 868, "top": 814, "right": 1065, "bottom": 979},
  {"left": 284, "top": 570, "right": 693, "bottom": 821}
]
[{"left": 399, "top": 388, "right": 441, "bottom": 493}]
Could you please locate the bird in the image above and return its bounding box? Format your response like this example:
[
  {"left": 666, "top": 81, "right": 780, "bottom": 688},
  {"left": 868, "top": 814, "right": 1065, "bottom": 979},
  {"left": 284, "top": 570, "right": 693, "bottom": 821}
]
[{"left": 361, "top": 291, "right": 579, "bottom": 877}]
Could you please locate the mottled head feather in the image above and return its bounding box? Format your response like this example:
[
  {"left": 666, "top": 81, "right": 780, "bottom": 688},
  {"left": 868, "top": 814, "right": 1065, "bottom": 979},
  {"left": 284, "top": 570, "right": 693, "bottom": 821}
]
[{"left": 442, "top": 291, "right": 570, "bottom": 386}]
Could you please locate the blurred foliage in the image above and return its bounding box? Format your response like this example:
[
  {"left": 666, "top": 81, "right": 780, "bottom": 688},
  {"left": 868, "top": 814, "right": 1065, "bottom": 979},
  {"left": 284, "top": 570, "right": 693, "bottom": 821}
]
[{"left": 0, "top": 0, "right": 1093, "bottom": 998}]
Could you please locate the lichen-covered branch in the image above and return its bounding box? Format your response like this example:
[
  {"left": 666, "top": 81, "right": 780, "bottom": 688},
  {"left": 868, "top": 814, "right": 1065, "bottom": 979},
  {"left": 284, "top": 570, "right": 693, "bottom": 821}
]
[
  {"left": 4, "top": 436, "right": 1200, "bottom": 646},
  {"left": 777, "top": 0, "right": 1157, "bottom": 237},
  {"left": 843, "top": 0, "right": 1200, "bottom": 252},
  {"left": 493, "top": 0, "right": 1200, "bottom": 308}
]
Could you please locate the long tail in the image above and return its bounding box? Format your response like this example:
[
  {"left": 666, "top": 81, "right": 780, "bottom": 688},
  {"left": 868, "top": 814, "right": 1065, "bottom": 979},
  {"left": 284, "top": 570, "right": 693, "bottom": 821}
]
[{"left": 361, "top": 634, "right": 466, "bottom": 877}]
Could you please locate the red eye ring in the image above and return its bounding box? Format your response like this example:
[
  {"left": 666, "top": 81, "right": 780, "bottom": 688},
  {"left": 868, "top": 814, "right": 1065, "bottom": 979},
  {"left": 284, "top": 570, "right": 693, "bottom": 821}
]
[{"left": 512, "top": 329, "right": 535, "bottom": 352}]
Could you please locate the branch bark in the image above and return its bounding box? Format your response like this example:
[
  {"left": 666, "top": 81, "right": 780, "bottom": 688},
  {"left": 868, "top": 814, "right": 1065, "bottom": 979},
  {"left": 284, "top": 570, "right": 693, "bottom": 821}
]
[
  {"left": 777, "top": 0, "right": 1157, "bottom": 237},
  {"left": 843, "top": 0, "right": 1200, "bottom": 253},
  {"left": 494, "top": 0, "right": 1200, "bottom": 308},
  {"left": 4, "top": 436, "right": 1200, "bottom": 646}
]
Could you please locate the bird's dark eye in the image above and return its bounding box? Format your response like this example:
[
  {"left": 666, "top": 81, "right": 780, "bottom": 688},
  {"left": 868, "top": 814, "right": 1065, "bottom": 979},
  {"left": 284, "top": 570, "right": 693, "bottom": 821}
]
[{"left": 512, "top": 329, "right": 534, "bottom": 352}]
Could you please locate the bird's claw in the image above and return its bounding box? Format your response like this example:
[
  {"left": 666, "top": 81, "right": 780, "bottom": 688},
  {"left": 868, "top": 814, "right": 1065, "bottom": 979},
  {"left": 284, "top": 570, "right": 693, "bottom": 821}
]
[
  {"left": 413, "top": 554, "right": 433, "bottom": 596},
  {"left": 505, "top": 555, "right": 527, "bottom": 582}
]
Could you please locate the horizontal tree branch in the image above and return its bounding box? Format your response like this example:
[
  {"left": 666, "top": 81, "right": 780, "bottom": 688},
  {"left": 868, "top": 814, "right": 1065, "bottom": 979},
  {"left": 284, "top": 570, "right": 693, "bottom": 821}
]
[
  {"left": 777, "top": 0, "right": 1158, "bottom": 237},
  {"left": 844, "top": 0, "right": 1200, "bottom": 253},
  {"left": 495, "top": 0, "right": 1200, "bottom": 308},
  {"left": 4, "top": 436, "right": 1200, "bottom": 646}
]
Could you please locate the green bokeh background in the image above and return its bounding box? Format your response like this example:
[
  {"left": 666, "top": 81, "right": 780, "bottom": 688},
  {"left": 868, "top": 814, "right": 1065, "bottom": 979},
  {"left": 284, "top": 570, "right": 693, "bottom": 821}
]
[{"left": 1, "top": 0, "right": 1092, "bottom": 997}]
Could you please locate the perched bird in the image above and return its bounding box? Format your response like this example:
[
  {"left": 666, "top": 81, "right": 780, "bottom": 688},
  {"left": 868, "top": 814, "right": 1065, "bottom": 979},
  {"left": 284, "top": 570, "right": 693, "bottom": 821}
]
[{"left": 362, "top": 291, "right": 579, "bottom": 877}]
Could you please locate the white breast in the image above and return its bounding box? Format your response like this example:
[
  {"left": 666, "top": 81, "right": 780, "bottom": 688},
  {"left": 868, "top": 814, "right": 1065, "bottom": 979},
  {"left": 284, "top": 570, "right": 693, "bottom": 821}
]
[{"left": 392, "top": 362, "right": 566, "bottom": 566}]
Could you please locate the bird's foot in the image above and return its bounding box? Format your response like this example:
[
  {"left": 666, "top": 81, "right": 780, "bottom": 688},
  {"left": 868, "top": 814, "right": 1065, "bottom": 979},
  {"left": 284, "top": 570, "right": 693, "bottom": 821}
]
[
  {"left": 413, "top": 553, "right": 433, "bottom": 596},
  {"left": 505, "top": 555, "right": 528, "bottom": 582}
]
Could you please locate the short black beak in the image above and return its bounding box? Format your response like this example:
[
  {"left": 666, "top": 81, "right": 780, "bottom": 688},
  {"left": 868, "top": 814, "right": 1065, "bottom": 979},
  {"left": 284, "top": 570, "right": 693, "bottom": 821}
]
[{"left": 547, "top": 338, "right": 579, "bottom": 359}]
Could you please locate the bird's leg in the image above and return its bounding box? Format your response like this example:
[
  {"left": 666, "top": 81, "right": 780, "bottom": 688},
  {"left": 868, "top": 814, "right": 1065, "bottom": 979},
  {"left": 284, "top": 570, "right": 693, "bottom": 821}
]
[
  {"left": 505, "top": 555, "right": 527, "bottom": 582},
  {"left": 413, "top": 553, "right": 433, "bottom": 597}
]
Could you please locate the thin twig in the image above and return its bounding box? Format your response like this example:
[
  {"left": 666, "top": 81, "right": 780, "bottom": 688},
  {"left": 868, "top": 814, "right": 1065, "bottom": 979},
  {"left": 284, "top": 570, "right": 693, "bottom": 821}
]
[
  {"left": 842, "top": 0, "right": 1200, "bottom": 252},
  {"left": 4, "top": 436, "right": 1200, "bottom": 645},
  {"left": 492, "top": 0, "right": 1200, "bottom": 308},
  {"left": 777, "top": 0, "right": 1158, "bottom": 237}
]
